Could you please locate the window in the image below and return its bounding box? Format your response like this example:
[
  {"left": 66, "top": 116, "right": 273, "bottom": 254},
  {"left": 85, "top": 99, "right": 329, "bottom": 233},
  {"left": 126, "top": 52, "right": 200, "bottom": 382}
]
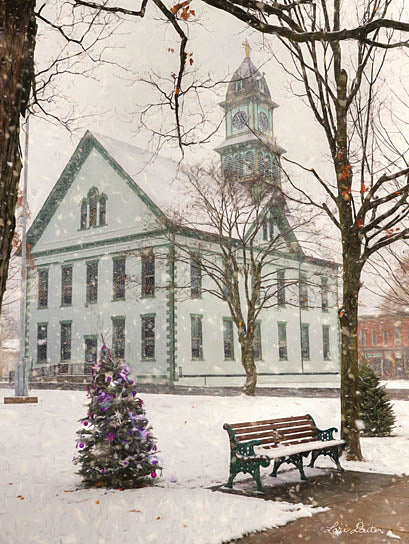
[
  {"left": 89, "top": 188, "right": 98, "bottom": 227},
  {"left": 60, "top": 322, "right": 72, "bottom": 361},
  {"left": 272, "top": 155, "right": 280, "bottom": 181},
  {"left": 394, "top": 328, "right": 401, "bottom": 347},
  {"left": 191, "top": 315, "right": 203, "bottom": 360},
  {"left": 262, "top": 217, "right": 274, "bottom": 241},
  {"left": 372, "top": 330, "right": 377, "bottom": 347},
  {"left": 99, "top": 194, "right": 107, "bottom": 226},
  {"left": 80, "top": 199, "right": 87, "bottom": 229},
  {"left": 85, "top": 336, "right": 97, "bottom": 364},
  {"left": 234, "top": 80, "right": 243, "bottom": 93},
  {"left": 278, "top": 322, "right": 287, "bottom": 360},
  {"left": 322, "top": 325, "right": 330, "bottom": 360},
  {"left": 61, "top": 265, "right": 73, "bottom": 306},
  {"left": 113, "top": 257, "right": 126, "bottom": 300},
  {"left": 321, "top": 277, "right": 329, "bottom": 312},
  {"left": 299, "top": 272, "right": 308, "bottom": 309},
  {"left": 38, "top": 269, "right": 48, "bottom": 308},
  {"left": 112, "top": 317, "right": 125, "bottom": 359},
  {"left": 383, "top": 331, "right": 389, "bottom": 346},
  {"left": 142, "top": 252, "right": 155, "bottom": 297},
  {"left": 277, "top": 269, "right": 285, "bottom": 306},
  {"left": 86, "top": 261, "right": 98, "bottom": 304},
  {"left": 234, "top": 154, "right": 243, "bottom": 179},
  {"left": 264, "top": 155, "right": 272, "bottom": 179},
  {"left": 223, "top": 319, "right": 234, "bottom": 360},
  {"left": 301, "top": 323, "right": 310, "bottom": 360},
  {"left": 262, "top": 220, "right": 268, "bottom": 240},
  {"left": 142, "top": 315, "right": 155, "bottom": 360},
  {"left": 253, "top": 322, "right": 262, "bottom": 360},
  {"left": 258, "top": 152, "right": 265, "bottom": 178},
  {"left": 224, "top": 156, "right": 233, "bottom": 178},
  {"left": 245, "top": 151, "right": 254, "bottom": 175},
  {"left": 361, "top": 329, "right": 366, "bottom": 347},
  {"left": 37, "top": 323, "right": 47, "bottom": 362},
  {"left": 190, "top": 256, "right": 202, "bottom": 298}
]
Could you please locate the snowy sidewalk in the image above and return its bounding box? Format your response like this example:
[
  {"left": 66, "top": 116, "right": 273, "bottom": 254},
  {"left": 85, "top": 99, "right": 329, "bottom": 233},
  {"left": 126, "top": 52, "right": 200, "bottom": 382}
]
[{"left": 232, "top": 473, "right": 409, "bottom": 543}]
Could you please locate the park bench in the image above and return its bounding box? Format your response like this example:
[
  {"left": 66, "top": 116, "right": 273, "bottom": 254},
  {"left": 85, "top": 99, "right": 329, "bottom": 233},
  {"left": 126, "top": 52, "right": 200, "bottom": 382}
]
[{"left": 223, "top": 414, "right": 346, "bottom": 492}]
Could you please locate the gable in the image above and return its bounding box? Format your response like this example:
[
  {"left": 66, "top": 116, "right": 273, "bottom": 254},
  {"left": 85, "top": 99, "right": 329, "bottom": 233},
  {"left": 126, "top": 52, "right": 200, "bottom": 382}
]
[{"left": 27, "top": 132, "right": 173, "bottom": 255}]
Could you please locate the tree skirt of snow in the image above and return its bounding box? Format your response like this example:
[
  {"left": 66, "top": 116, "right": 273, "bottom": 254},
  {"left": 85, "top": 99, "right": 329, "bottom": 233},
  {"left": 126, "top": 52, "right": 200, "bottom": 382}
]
[{"left": 1, "top": 389, "right": 409, "bottom": 543}]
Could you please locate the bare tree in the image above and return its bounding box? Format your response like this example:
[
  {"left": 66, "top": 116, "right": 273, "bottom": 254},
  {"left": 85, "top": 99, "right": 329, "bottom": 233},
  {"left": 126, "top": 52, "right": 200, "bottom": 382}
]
[
  {"left": 160, "top": 163, "right": 320, "bottom": 395},
  {"left": 374, "top": 246, "right": 409, "bottom": 315}
]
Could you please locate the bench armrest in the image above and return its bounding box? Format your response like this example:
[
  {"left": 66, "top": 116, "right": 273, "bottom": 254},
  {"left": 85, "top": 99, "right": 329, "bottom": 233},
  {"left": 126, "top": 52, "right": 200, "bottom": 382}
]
[
  {"left": 317, "top": 426, "right": 338, "bottom": 441},
  {"left": 233, "top": 439, "right": 261, "bottom": 456}
]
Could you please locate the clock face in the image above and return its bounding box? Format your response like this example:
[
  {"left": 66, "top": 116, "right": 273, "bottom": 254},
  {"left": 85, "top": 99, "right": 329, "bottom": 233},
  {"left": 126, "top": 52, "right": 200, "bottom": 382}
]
[
  {"left": 258, "top": 111, "right": 269, "bottom": 131},
  {"left": 232, "top": 111, "right": 248, "bottom": 130}
]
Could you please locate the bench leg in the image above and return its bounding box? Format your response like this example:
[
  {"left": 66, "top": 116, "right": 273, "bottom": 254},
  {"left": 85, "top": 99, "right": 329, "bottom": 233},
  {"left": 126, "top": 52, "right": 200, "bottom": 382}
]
[
  {"left": 308, "top": 447, "right": 345, "bottom": 472},
  {"left": 308, "top": 450, "right": 319, "bottom": 468},
  {"left": 270, "top": 459, "right": 282, "bottom": 478},
  {"left": 331, "top": 447, "right": 344, "bottom": 472},
  {"left": 252, "top": 465, "right": 265, "bottom": 492},
  {"left": 225, "top": 461, "right": 239, "bottom": 489},
  {"left": 291, "top": 454, "right": 307, "bottom": 481}
]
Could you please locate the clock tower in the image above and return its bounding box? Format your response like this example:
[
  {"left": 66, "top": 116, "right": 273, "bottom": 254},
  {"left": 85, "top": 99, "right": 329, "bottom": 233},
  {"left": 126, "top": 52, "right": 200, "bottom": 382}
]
[{"left": 215, "top": 41, "right": 285, "bottom": 193}]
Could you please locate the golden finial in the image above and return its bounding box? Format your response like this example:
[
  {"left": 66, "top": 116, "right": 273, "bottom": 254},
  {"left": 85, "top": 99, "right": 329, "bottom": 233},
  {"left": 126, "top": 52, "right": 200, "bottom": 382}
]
[{"left": 243, "top": 39, "right": 251, "bottom": 58}]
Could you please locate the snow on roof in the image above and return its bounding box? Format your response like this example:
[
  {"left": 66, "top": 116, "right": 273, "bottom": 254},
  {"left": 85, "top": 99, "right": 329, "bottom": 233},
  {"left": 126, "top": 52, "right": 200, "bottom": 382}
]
[
  {"left": 214, "top": 132, "right": 286, "bottom": 155},
  {"left": 93, "top": 132, "right": 192, "bottom": 216}
]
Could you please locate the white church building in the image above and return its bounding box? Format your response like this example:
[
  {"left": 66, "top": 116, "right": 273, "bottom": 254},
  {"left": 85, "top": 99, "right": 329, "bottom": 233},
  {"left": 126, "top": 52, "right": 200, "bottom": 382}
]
[{"left": 25, "top": 51, "right": 340, "bottom": 387}]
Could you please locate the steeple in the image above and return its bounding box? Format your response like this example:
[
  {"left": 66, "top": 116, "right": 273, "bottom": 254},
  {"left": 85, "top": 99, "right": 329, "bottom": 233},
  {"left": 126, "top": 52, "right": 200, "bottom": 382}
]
[{"left": 215, "top": 44, "right": 285, "bottom": 192}]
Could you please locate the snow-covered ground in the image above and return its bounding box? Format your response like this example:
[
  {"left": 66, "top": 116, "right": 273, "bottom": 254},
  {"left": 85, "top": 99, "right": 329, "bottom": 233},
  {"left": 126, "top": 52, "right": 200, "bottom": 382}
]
[{"left": 1, "top": 390, "right": 408, "bottom": 544}]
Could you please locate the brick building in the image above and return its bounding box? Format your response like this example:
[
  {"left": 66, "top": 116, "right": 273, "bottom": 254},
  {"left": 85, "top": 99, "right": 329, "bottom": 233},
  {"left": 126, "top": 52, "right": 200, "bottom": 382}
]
[{"left": 358, "top": 314, "right": 409, "bottom": 378}]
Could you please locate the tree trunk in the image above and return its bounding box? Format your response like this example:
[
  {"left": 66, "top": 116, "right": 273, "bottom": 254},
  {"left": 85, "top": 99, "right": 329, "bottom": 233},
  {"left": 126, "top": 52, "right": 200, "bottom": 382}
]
[
  {"left": 0, "top": 0, "right": 36, "bottom": 313},
  {"left": 240, "top": 336, "right": 257, "bottom": 396},
  {"left": 339, "top": 240, "right": 363, "bottom": 461}
]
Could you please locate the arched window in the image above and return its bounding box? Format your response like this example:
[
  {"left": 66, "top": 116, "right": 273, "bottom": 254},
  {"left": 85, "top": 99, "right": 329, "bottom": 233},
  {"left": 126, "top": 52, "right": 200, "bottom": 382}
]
[
  {"left": 80, "top": 199, "right": 87, "bottom": 229},
  {"left": 234, "top": 154, "right": 243, "bottom": 179},
  {"left": 245, "top": 151, "right": 254, "bottom": 175},
  {"left": 224, "top": 156, "right": 233, "bottom": 179},
  {"left": 99, "top": 193, "right": 107, "bottom": 226},
  {"left": 88, "top": 187, "right": 99, "bottom": 227}
]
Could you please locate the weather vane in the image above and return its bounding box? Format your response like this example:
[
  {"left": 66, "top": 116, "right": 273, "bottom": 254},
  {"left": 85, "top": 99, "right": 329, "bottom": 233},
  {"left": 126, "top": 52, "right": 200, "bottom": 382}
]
[{"left": 243, "top": 39, "right": 251, "bottom": 58}]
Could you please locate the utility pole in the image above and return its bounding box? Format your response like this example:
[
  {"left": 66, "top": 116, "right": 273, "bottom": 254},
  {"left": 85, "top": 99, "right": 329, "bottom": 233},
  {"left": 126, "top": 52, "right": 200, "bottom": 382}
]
[{"left": 14, "top": 117, "right": 30, "bottom": 397}]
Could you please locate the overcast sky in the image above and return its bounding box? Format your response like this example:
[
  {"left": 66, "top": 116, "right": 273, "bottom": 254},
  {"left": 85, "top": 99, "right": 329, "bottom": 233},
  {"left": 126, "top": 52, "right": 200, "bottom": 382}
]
[{"left": 22, "top": 1, "right": 409, "bottom": 315}]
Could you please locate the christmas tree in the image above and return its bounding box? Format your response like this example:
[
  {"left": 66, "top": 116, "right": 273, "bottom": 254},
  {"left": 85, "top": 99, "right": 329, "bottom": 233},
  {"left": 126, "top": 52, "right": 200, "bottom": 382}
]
[
  {"left": 358, "top": 360, "right": 396, "bottom": 437},
  {"left": 74, "top": 343, "right": 159, "bottom": 488}
]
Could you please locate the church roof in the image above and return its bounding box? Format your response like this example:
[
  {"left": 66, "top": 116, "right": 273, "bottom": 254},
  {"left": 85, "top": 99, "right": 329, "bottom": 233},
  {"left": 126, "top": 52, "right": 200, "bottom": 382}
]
[{"left": 224, "top": 56, "right": 275, "bottom": 106}]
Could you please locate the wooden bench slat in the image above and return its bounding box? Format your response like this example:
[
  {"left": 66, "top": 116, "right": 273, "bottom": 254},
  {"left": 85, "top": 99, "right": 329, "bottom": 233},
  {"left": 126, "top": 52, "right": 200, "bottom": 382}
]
[
  {"left": 235, "top": 427, "right": 316, "bottom": 442},
  {"left": 233, "top": 423, "right": 315, "bottom": 436},
  {"left": 230, "top": 415, "right": 312, "bottom": 429},
  {"left": 255, "top": 434, "right": 317, "bottom": 447}
]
